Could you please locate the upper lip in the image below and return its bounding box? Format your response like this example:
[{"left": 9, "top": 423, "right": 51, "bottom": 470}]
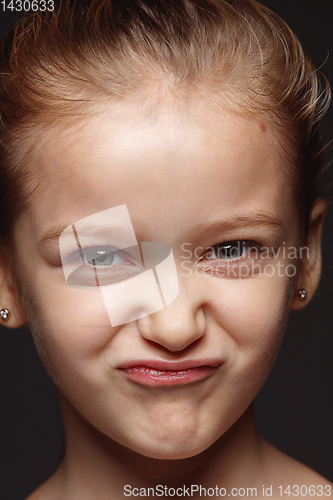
[{"left": 118, "top": 359, "right": 221, "bottom": 371}]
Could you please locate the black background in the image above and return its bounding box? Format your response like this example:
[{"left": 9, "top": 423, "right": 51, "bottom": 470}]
[{"left": 1, "top": 1, "right": 333, "bottom": 499}]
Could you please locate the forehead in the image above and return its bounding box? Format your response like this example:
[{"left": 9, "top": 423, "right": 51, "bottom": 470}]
[{"left": 23, "top": 97, "right": 294, "bottom": 240}]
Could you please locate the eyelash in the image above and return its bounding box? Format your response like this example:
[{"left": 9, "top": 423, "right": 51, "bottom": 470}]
[
  {"left": 199, "top": 240, "right": 264, "bottom": 263},
  {"left": 67, "top": 245, "right": 132, "bottom": 268}
]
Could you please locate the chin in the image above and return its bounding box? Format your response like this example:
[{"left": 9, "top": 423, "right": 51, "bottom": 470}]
[
  {"left": 130, "top": 429, "right": 217, "bottom": 460},
  {"left": 117, "top": 406, "right": 225, "bottom": 460},
  {"left": 137, "top": 443, "right": 209, "bottom": 460}
]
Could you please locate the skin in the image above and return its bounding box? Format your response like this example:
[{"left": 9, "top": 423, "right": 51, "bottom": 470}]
[{"left": 0, "top": 95, "right": 329, "bottom": 499}]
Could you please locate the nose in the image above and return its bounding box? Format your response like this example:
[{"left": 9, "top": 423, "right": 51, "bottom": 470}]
[{"left": 137, "top": 288, "right": 206, "bottom": 352}]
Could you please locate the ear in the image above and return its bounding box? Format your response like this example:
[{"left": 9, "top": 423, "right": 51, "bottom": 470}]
[
  {"left": 290, "top": 198, "right": 327, "bottom": 311},
  {"left": 0, "top": 250, "right": 27, "bottom": 329}
]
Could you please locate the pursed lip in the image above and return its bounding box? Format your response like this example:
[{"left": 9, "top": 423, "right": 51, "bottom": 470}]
[{"left": 118, "top": 359, "right": 221, "bottom": 386}]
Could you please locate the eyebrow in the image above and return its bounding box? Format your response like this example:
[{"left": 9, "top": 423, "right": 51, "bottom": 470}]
[
  {"left": 39, "top": 220, "right": 134, "bottom": 243},
  {"left": 196, "top": 213, "right": 286, "bottom": 235},
  {"left": 39, "top": 211, "right": 285, "bottom": 244}
]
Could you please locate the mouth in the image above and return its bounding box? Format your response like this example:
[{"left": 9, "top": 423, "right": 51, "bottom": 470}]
[{"left": 118, "top": 359, "right": 221, "bottom": 386}]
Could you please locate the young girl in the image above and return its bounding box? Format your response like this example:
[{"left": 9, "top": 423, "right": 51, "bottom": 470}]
[{"left": 0, "top": 1, "right": 332, "bottom": 498}]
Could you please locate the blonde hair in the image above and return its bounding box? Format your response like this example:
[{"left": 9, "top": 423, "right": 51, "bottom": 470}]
[{"left": 0, "top": 0, "right": 331, "bottom": 245}]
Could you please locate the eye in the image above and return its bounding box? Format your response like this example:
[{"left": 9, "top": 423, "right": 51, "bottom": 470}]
[
  {"left": 64, "top": 246, "right": 143, "bottom": 288},
  {"left": 83, "top": 248, "right": 120, "bottom": 268},
  {"left": 202, "top": 240, "right": 260, "bottom": 261}
]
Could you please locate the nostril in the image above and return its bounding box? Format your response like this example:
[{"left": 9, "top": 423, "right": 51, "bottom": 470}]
[{"left": 142, "top": 334, "right": 205, "bottom": 354}]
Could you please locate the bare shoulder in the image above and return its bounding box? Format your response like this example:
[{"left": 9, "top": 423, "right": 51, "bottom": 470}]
[
  {"left": 25, "top": 466, "right": 64, "bottom": 500},
  {"left": 26, "top": 487, "right": 44, "bottom": 500},
  {"left": 259, "top": 438, "right": 333, "bottom": 498},
  {"left": 26, "top": 482, "right": 62, "bottom": 500},
  {"left": 26, "top": 482, "right": 58, "bottom": 500}
]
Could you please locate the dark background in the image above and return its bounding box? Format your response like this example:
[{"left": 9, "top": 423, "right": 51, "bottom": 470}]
[{"left": 1, "top": 1, "right": 333, "bottom": 499}]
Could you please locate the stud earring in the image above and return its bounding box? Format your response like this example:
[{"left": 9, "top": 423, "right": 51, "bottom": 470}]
[
  {"left": 0, "top": 309, "right": 9, "bottom": 320},
  {"left": 298, "top": 289, "right": 307, "bottom": 300}
]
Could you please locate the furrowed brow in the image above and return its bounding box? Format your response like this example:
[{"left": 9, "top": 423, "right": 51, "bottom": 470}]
[{"left": 39, "top": 212, "right": 285, "bottom": 245}]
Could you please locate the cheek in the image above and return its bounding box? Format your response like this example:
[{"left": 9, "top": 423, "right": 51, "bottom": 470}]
[
  {"left": 208, "top": 272, "right": 292, "bottom": 377},
  {"left": 19, "top": 273, "right": 117, "bottom": 384}
]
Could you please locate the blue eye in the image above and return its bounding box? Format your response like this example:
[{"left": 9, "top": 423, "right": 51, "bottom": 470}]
[
  {"left": 84, "top": 248, "right": 118, "bottom": 267},
  {"left": 65, "top": 246, "right": 143, "bottom": 288}
]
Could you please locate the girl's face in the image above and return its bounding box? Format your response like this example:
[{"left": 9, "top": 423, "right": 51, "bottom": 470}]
[{"left": 13, "top": 97, "right": 301, "bottom": 459}]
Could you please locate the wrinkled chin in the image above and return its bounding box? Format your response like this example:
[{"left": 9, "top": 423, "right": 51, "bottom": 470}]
[{"left": 120, "top": 414, "right": 223, "bottom": 460}]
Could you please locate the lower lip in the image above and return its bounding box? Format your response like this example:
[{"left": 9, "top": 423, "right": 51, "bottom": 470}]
[{"left": 122, "top": 366, "right": 217, "bottom": 385}]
